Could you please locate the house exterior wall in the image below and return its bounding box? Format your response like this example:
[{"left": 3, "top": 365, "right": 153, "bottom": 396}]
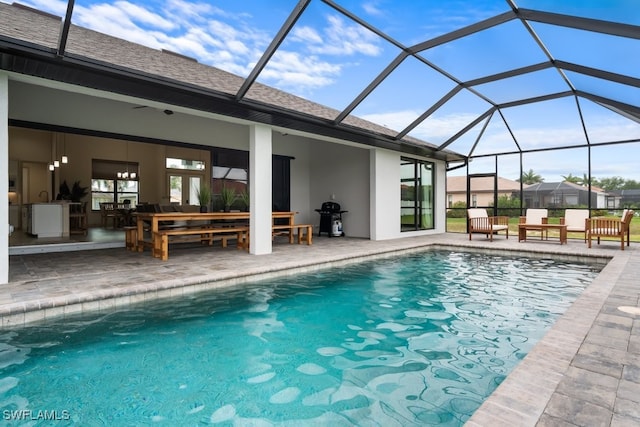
[
  {"left": 273, "top": 134, "right": 312, "bottom": 225},
  {"left": 309, "top": 141, "right": 370, "bottom": 238},
  {"left": 448, "top": 191, "right": 510, "bottom": 208},
  {"left": 371, "top": 149, "right": 446, "bottom": 240}
]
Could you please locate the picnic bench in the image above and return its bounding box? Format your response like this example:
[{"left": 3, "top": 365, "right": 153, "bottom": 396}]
[
  {"left": 272, "top": 224, "right": 313, "bottom": 245},
  {"left": 153, "top": 226, "right": 249, "bottom": 261},
  {"left": 133, "top": 210, "right": 304, "bottom": 260}
]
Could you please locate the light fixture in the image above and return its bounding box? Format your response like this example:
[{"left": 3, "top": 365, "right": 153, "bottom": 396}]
[
  {"left": 61, "top": 134, "right": 68, "bottom": 164},
  {"left": 54, "top": 160, "right": 60, "bottom": 168},
  {"left": 49, "top": 163, "right": 55, "bottom": 171},
  {"left": 117, "top": 142, "right": 138, "bottom": 180}
]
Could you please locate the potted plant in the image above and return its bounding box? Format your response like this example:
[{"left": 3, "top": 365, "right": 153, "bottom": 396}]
[
  {"left": 57, "top": 180, "right": 89, "bottom": 202},
  {"left": 239, "top": 189, "right": 250, "bottom": 211},
  {"left": 220, "top": 185, "right": 236, "bottom": 212},
  {"left": 196, "top": 183, "right": 211, "bottom": 213}
]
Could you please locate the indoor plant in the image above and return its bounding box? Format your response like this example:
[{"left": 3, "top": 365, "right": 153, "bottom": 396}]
[
  {"left": 196, "top": 183, "right": 211, "bottom": 213},
  {"left": 220, "top": 185, "right": 236, "bottom": 212},
  {"left": 57, "top": 180, "right": 89, "bottom": 202},
  {"left": 239, "top": 189, "right": 250, "bottom": 211}
]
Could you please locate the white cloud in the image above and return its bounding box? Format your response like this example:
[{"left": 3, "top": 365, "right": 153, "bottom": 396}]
[
  {"left": 413, "top": 113, "right": 480, "bottom": 140},
  {"left": 262, "top": 51, "right": 341, "bottom": 94},
  {"left": 359, "top": 110, "right": 419, "bottom": 133},
  {"left": 115, "top": 1, "right": 176, "bottom": 31},
  {"left": 291, "top": 15, "right": 381, "bottom": 57},
  {"left": 362, "top": 1, "right": 384, "bottom": 16}
]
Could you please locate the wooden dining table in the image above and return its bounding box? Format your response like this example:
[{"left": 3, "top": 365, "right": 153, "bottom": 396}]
[{"left": 133, "top": 211, "right": 297, "bottom": 252}]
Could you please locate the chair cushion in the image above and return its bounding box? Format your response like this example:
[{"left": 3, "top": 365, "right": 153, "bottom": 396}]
[
  {"left": 467, "top": 208, "right": 488, "bottom": 219},
  {"left": 564, "top": 209, "right": 589, "bottom": 230},
  {"left": 490, "top": 225, "right": 509, "bottom": 231},
  {"left": 525, "top": 209, "right": 548, "bottom": 224}
]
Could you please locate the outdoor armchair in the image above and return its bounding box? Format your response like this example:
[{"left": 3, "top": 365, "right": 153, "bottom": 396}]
[
  {"left": 560, "top": 209, "right": 590, "bottom": 242},
  {"left": 587, "top": 209, "right": 634, "bottom": 250},
  {"left": 519, "top": 208, "right": 549, "bottom": 239},
  {"left": 467, "top": 208, "right": 509, "bottom": 241}
]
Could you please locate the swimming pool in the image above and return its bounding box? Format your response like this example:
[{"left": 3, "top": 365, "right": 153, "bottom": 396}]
[{"left": 0, "top": 250, "right": 600, "bottom": 426}]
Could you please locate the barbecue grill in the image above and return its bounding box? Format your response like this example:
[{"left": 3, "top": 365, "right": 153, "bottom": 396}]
[{"left": 315, "top": 201, "right": 347, "bottom": 237}]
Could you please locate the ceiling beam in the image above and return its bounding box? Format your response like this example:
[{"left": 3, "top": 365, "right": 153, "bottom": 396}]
[
  {"left": 409, "top": 11, "right": 516, "bottom": 53},
  {"left": 557, "top": 60, "right": 640, "bottom": 89},
  {"left": 518, "top": 8, "right": 640, "bottom": 40},
  {"left": 464, "top": 62, "right": 553, "bottom": 87},
  {"left": 56, "top": 0, "right": 74, "bottom": 57}
]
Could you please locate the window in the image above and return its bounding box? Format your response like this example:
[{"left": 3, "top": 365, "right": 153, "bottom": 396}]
[
  {"left": 448, "top": 194, "right": 453, "bottom": 208},
  {"left": 91, "top": 159, "right": 139, "bottom": 210},
  {"left": 166, "top": 156, "right": 206, "bottom": 205},
  {"left": 166, "top": 157, "right": 205, "bottom": 171},
  {"left": 472, "top": 194, "right": 477, "bottom": 207},
  {"left": 212, "top": 148, "right": 248, "bottom": 211},
  {"left": 401, "top": 157, "right": 434, "bottom": 232}
]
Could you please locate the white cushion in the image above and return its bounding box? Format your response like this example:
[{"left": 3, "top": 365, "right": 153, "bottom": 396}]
[{"left": 525, "top": 209, "right": 548, "bottom": 224}]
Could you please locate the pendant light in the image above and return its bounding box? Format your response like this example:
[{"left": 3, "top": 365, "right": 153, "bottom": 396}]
[{"left": 61, "top": 134, "right": 68, "bottom": 164}]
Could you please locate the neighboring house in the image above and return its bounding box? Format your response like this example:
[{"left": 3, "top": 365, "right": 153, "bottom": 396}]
[
  {"left": 607, "top": 189, "right": 640, "bottom": 209},
  {"left": 519, "top": 182, "right": 607, "bottom": 209},
  {"left": 446, "top": 176, "right": 521, "bottom": 208}
]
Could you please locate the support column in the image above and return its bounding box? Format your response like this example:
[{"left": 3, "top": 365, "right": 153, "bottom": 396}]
[
  {"left": 370, "top": 148, "right": 399, "bottom": 241},
  {"left": 1, "top": 74, "right": 9, "bottom": 284},
  {"left": 249, "top": 124, "right": 272, "bottom": 255}
]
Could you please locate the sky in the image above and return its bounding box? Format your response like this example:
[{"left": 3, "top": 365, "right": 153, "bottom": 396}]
[{"left": 4, "top": 0, "right": 640, "bottom": 182}]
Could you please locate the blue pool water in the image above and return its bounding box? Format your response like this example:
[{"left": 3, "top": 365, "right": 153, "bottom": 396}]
[{"left": 0, "top": 250, "right": 600, "bottom": 426}]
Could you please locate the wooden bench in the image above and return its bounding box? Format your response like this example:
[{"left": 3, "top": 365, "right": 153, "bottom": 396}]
[
  {"left": 153, "top": 226, "right": 249, "bottom": 261},
  {"left": 272, "top": 224, "right": 313, "bottom": 245}
]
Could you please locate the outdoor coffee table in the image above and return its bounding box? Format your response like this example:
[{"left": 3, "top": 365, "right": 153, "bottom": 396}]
[{"left": 518, "top": 223, "right": 567, "bottom": 244}]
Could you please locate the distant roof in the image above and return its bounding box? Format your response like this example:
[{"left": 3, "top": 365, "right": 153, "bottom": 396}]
[
  {"left": 609, "top": 189, "right": 640, "bottom": 196},
  {"left": 447, "top": 176, "right": 521, "bottom": 193},
  {"left": 523, "top": 181, "right": 605, "bottom": 193}
]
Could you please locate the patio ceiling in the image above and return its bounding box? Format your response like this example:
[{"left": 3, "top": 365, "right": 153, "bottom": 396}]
[{"left": 1, "top": 0, "right": 639, "bottom": 165}]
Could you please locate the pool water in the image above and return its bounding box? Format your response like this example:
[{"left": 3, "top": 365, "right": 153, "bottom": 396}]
[{"left": 0, "top": 251, "right": 600, "bottom": 426}]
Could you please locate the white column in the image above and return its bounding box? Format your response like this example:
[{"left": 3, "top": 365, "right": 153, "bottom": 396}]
[
  {"left": 370, "top": 148, "right": 400, "bottom": 240},
  {"left": 249, "top": 124, "right": 272, "bottom": 255},
  {"left": 0, "top": 73, "right": 9, "bottom": 284}
]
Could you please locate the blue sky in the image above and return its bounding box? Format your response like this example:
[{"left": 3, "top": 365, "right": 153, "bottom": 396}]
[{"left": 6, "top": 0, "right": 640, "bottom": 182}]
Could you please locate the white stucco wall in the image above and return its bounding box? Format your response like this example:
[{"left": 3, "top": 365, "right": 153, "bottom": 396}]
[
  {"left": 273, "top": 134, "right": 312, "bottom": 225},
  {"left": 370, "top": 148, "right": 447, "bottom": 240},
  {"left": 309, "top": 141, "right": 370, "bottom": 238}
]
